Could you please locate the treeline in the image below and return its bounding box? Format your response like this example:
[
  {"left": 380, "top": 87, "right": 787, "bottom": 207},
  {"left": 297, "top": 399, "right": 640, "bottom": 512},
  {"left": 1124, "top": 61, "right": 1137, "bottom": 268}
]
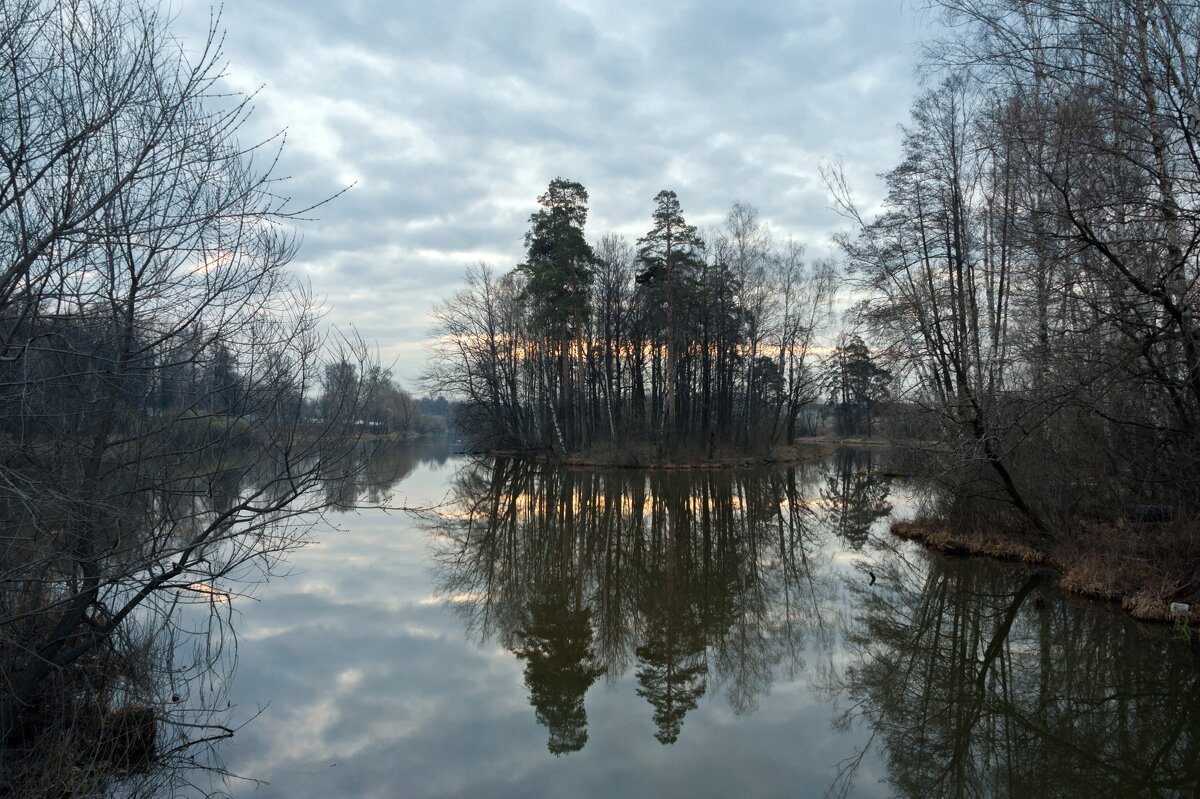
[
  {"left": 0, "top": 306, "right": 435, "bottom": 453},
  {"left": 835, "top": 0, "right": 1200, "bottom": 528},
  {"left": 317, "top": 362, "right": 442, "bottom": 436},
  {"left": 426, "top": 182, "right": 837, "bottom": 456}
]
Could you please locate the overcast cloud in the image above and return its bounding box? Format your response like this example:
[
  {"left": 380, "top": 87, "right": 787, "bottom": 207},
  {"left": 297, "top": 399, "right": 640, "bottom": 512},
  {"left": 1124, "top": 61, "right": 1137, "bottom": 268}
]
[{"left": 175, "top": 1, "right": 933, "bottom": 385}]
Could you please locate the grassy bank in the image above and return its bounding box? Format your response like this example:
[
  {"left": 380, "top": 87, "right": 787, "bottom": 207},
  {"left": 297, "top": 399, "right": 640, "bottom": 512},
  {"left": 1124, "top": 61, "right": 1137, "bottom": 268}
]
[{"left": 892, "top": 517, "right": 1200, "bottom": 627}]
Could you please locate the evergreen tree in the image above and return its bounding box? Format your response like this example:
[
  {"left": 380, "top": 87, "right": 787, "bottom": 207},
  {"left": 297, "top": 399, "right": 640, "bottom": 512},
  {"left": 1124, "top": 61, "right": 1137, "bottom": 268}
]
[
  {"left": 825, "top": 336, "right": 891, "bottom": 436},
  {"left": 520, "top": 178, "right": 598, "bottom": 451},
  {"left": 636, "top": 190, "right": 705, "bottom": 439},
  {"left": 520, "top": 178, "right": 597, "bottom": 333}
]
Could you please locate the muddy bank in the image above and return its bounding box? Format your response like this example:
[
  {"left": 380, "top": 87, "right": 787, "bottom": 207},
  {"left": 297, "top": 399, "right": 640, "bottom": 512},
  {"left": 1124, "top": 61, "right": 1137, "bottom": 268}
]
[{"left": 892, "top": 517, "right": 1200, "bottom": 628}]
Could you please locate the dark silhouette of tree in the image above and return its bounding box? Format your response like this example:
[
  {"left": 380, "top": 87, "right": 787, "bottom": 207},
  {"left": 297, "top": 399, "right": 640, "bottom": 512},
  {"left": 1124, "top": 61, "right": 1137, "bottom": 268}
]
[
  {"left": 512, "top": 599, "right": 605, "bottom": 755},
  {"left": 427, "top": 457, "right": 843, "bottom": 749},
  {"left": 0, "top": 2, "right": 384, "bottom": 786},
  {"left": 427, "top": 194, "right": 836, "bottom": 458},
  {"left": 830, "top": 0, "right": 1200, "bottom": 534},
  {"left": 520, "top": 178, "right": 598, "bottom": 451},
  {"left": 635, "top": 609, "right": 708, "bottom": 745},
  {"left": 825, "top": 335, "right": 891, "bottom": 437},
  {"left": 832, "top": 555, "right": 1200, "bottom": 797},
  {"left": 819, "top": 450, "right": 892, "bottom": 549},
  {"left": 636, "top": 190, "right": 706, "bottom": 442},
  {"left": 521, "top": 178, "right": 597, "bottom": 335}
]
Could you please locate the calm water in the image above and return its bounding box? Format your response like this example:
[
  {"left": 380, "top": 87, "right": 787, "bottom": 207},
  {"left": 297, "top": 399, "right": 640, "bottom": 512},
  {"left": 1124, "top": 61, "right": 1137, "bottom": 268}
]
[{"left": 191, "top": 446, "right": 1200, "bottom": 798}]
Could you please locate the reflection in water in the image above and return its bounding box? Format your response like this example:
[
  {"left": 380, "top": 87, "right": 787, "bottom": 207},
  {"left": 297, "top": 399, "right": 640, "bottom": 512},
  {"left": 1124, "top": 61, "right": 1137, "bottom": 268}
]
[
  {"left": 821, "top": 449, "right": 892, "bottom": 550},
  {"left": 512, "top": 602, "right": 604, "bottom": 754},
  {"left": 0, "top": 439, "right": 451, "bottom": 797},
  {"left": 47, "top": 445, "right": 1199, "bottom": 796},
  {"left": 429, "top": 451, "right": 1200, "bottom": 798},
  {"left": 428, "top": 457, "right": 845, "bottom": 751},
  {"left": 832, "top": 549, "right": 1200, "bottom": 798},
  {"left": 321, "top": 435, "right": 455, "bottom": 511}
]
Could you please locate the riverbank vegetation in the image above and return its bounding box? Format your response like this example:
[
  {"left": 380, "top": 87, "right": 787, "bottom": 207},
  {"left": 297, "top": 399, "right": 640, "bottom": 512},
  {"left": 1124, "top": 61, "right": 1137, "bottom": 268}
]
[
  {"left": 0, "top": 1, "right": 403, "bottom": 793},
  {"left": 834, "top": 0, "right": 1200, "bottom": 621}
]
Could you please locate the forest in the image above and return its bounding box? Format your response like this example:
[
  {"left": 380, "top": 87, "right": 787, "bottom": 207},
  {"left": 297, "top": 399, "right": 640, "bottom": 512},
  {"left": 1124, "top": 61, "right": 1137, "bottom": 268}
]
[
  {"left": 2, "top": 0, "right": 1199, "bottom": 793},
  {"left": 834, "top": 0, "right": 1200, "bottom": 540}
]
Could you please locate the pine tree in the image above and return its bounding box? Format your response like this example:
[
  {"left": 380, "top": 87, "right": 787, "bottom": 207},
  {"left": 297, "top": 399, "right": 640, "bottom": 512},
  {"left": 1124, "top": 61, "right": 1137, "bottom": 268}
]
[
  {"left": 636, "top": 190, "right": 705, "bottom": 440},
  {"left": 520, "top": 178, "right": 598, "bottom": 450}
]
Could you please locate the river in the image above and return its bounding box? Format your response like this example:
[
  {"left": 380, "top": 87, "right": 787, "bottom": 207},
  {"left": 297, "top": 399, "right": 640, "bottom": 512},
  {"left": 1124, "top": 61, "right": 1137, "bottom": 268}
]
[{"left": 180, "top": 444, "right": 1200, "bottom": 798}]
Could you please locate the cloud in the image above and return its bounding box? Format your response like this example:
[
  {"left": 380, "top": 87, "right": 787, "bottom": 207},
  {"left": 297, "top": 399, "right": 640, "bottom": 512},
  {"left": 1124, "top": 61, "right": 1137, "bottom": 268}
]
[{"left": 175, "top": 0, "right": 929, "bottom": 385}]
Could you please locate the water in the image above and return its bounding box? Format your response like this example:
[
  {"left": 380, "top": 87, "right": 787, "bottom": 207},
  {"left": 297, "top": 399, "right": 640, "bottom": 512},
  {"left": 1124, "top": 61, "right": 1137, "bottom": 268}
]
[{"left": 200, "top": 446, "right": 1200, "bottom": 798}]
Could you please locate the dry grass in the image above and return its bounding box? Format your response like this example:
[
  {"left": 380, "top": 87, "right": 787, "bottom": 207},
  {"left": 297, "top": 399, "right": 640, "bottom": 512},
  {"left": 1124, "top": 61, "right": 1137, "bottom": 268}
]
[
  {"left": 891, "top": 520, "right": 1047, "bottom": 564},
  {"left": 892, "top": 516, "right": 1200, "bottom": 625}
]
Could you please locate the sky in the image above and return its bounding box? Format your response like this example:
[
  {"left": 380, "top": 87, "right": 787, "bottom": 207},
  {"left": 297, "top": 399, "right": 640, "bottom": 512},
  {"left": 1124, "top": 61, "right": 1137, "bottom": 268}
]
[{"left": 174, "top": 0, "right": 936, "bottom": 388}]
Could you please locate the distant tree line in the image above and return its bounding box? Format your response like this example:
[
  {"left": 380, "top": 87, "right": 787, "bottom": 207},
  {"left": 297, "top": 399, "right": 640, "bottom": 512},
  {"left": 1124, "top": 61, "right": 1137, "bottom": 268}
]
[
  {"left": 832, "top": 0, "right": 1200, "bottom": 529},
  {"left": 316, "top": 362, "right": 441, "bottom": 435},
  {"left": 426, "top": 180, "right": 837, "bottom": 456}
]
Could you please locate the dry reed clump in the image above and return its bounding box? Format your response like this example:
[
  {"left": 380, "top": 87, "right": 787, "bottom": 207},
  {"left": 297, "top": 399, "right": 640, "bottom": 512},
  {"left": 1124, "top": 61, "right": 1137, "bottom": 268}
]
[
  {"left": 892, "top": 515, "right": 1200, "bottom": 626},
  {"left": 891, "top": 519, "right": 1046, "bottom": 564}
]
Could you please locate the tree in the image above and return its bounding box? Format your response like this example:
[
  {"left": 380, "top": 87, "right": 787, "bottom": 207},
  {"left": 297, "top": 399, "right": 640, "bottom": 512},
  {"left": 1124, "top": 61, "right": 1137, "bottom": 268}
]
[
  {"left": 825, "top": 335, "right": 891, "bottom": 436},
  {"left": 426, "top": 192, "right": 832, "bottom": 459},
  {"left": 520, "top": 178, "right": 597, "bottom": 335},
  {"left": 770, "top": 245, "right": 836, "bottom": 444},
  {"left": 0, "top": 0, "right": 378, "bottom": 786},
  {"left": 831, "top": 0, "right": 1200, "bottom": 532},
  {"left": 636, "top": 190, "right": 706, "bottom": 441},
  {"left": 592, "top": 233, "right": 637, "bottom": 440},
  {"left": 425, "top": 263, "right": 528, "bottom": 448},
  {"left": 717, "top": 202, "right": 773, "bottom": 446},
  {"left": 519, "top": 178, "right": 598, "bottom": 452}
]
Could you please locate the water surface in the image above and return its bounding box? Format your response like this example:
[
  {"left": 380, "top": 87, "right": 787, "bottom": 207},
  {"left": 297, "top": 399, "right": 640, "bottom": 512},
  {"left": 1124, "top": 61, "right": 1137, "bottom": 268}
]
[{"left": 205, "top": 447, "right": 1200, "bottom": 798}]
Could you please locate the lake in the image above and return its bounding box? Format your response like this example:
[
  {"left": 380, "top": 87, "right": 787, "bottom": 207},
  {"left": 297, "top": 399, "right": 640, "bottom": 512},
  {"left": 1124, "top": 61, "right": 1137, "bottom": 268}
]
[{"left": 184, "top": 445, "right": 1200, "bottom": 798}]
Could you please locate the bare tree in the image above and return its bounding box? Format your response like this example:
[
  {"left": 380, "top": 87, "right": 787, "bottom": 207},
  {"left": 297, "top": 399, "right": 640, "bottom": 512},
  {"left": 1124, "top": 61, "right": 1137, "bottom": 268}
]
[
  {"left": 833, "top": 0, "right": 1200, "bottom": 534},
  {"left": 0, "top": 1, "right": 381, "bottom": 789}
]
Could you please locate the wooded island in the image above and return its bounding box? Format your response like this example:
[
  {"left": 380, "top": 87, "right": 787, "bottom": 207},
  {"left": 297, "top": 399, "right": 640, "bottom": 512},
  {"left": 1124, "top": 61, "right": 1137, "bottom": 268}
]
[{"left": 425, "top": 181, "right": 867, "bottom": 462}]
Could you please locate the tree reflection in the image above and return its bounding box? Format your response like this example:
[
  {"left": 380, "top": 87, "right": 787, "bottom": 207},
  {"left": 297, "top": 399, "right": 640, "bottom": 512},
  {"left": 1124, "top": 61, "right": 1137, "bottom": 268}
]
[
  {"left": 819, "top": 449, "right": 892, "bottom": 550},
  {"left": 512, "top": 601, "right": 604, "bottom": 754},
  {"left": 634, "top": 480, "right": 710, "bottom": 744},
  {"left": 1, "top": 440, "right": 438, "bottom": 796},
  {"left": 320, "top": 440, "right": 434, "bottom": 510},
  {"left": 432, "top": 451, "right": 1200, "bottom": 789},
  {"left": 428, "top": 458, "right": 841, "bottom": 750},
  {"left": 830, "top": 551, "right": 1200, "bottom": 798}
]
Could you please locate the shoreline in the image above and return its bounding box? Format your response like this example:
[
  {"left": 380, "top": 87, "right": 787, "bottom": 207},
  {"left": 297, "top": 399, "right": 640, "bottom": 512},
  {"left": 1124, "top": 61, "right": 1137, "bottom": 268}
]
[
  {"left": 459, "top": 435, "right": 908, "bottom": 471},
  {"left": 468, "top": 441, "right": 853, "bottom": 470},
  {"left": 892, "top": 517, "right": 1199, "bottom": 630}
]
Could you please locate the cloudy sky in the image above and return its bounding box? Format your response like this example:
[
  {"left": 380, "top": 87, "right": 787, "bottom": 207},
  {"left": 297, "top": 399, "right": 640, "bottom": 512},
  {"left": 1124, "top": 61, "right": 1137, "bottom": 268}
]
[{"left": 175, "top": 1, "right": 936, "bottom": 387}]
